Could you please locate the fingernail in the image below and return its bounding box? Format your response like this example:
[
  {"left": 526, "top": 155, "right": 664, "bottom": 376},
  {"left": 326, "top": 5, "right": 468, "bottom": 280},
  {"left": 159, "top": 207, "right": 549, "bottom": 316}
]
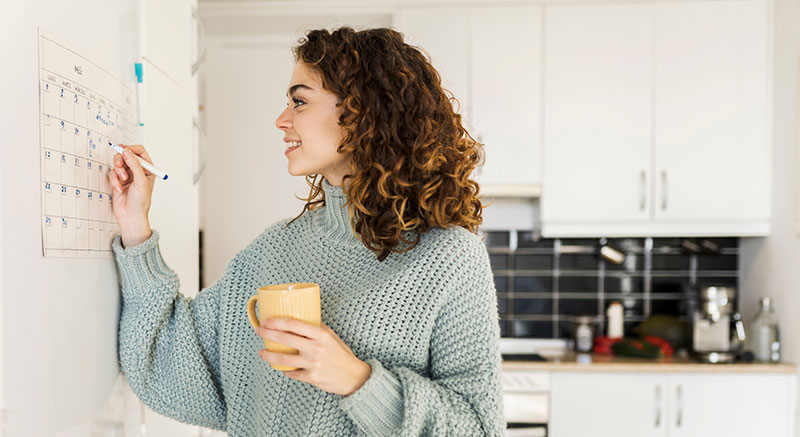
[{"left": 124, "top": 149, "right": 131, "bottom": 157}]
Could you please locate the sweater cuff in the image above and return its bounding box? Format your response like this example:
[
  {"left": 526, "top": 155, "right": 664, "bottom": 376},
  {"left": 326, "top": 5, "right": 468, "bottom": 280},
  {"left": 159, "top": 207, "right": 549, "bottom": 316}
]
[
  {"left": 111, "top": 229, "right": 179, "bottom": 303},
  {"left": 339, "top": 358, "right": 404, "bottom": 436}
]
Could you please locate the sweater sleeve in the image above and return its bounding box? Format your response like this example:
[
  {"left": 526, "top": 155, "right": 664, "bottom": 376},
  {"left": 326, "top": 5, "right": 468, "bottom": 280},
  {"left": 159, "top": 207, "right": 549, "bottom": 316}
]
[
  {"left": 339, "top": 239, "right": 506, "bottom": 436},
  {"left": 112, "top": 229, "right": 229, "bottom": 431}
]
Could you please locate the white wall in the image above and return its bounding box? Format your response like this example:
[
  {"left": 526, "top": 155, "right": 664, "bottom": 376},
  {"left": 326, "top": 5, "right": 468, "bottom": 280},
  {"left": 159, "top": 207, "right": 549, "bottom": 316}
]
[{"left": 740, "top": 0, "right": 800, "bottom": 434}]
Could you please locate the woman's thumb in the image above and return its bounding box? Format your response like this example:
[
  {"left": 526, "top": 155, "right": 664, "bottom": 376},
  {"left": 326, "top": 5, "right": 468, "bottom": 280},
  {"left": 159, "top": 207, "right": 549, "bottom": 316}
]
[{"left": 123, "top": 148, "right": 147, "bottom": 184}]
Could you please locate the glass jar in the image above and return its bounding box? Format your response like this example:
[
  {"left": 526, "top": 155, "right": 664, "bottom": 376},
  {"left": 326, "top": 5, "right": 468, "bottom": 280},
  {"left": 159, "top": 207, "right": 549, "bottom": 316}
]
[{"left": 573, "top": 316, "right": 597, "bottom": 353}]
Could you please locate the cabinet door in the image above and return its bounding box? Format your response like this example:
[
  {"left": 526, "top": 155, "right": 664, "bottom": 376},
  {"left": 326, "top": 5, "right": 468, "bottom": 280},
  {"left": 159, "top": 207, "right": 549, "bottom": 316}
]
[
  {"left": 142, "top": 0, "right": 195, "bottom": 91},
  {"left": 393, "top": 7, "right": 471, "bottom": 130},
  {"left": 143, "top": 59, "right": 199, "bottom": 299},
  {"left": 550, "top": 372, "right": 667, "bottom": 437},
  {"left": 542, "top": 4, "right": 654, "bottom": 225},
  {"left": 472, "top": 6, "right": 542, "bottom": 189},
  {"left": 653, "top": 0, "right": 770, "bottom": 224},
  {"left": 668, "top": 374, "right": 794, "bottom": 437}
]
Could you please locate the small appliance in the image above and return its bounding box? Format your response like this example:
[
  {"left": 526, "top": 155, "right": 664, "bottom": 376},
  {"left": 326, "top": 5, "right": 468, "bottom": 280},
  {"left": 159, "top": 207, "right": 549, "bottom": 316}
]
[{"left": 690, "top": 286, "right": 746, "bottom": 363}]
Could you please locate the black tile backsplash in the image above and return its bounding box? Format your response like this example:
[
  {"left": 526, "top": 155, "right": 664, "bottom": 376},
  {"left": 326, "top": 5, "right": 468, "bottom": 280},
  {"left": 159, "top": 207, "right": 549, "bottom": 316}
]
[{"left": 482, "top": 231, "right": 740, "bottom": 339}]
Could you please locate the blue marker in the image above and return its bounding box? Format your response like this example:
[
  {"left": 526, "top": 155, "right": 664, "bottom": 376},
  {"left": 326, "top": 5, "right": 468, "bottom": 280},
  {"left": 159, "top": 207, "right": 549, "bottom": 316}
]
[
  {"left": 135, "top": 63, "right": 144, "bottom": 126},
  {"left": 108, "top": 142, "right": 168, "bottom": 180}
]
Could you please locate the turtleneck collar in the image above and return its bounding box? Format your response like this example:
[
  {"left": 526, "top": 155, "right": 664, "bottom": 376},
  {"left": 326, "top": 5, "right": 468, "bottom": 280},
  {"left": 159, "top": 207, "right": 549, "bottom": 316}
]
[{"left": 313, "top": 178, "right": 362, "bottom": 247}]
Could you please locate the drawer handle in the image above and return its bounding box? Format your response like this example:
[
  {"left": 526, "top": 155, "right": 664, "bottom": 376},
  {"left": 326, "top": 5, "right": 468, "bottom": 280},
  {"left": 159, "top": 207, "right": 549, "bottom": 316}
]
[
  {"left": 655, "top": 384, "right": 662, "bottom": 428},
  {"left": 676, "top": 384, "right": 683, "bottom": 428},
  {"left": 639, "top": 170, "right": 646, "bottom": 211}
]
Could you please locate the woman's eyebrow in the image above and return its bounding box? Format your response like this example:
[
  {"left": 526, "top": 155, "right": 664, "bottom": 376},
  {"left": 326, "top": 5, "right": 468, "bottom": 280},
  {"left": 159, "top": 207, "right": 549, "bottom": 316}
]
[{"left": 287, "top": 84, "right": 314, "bottom": 97}]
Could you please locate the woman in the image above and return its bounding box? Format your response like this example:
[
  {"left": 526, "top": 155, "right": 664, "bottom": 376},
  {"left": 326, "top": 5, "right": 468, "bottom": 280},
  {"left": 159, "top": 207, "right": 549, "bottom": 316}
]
[{"left": 109, "top": 27, "right": 504, "bottom": 436}]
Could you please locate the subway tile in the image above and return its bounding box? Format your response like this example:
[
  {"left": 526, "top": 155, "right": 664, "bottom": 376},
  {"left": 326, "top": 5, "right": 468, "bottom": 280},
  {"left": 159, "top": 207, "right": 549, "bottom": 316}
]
[
  {"left": 494, "top": 276, "right": 509, "bottom": 292},
  {"left": 483, "top": 231, "right": 510, "bottom": 248},
  {"left": 652, "top": 277, "right": 690, "bottom": 294},
  {"left": 697, "top": 254, "right": 738, "bottom": 271},
  {"left": 560, "top": 254, "right": 598, "bottom": 270},
  {"left": 560, "top": 275, "right": 599, "bottom": 292},
  {"left": 514, "top": 276, "right": 553, "bottom": 292},
  {"left": 499, "top": 319, "right": 510, "bottom": 337},
  {"left": 652, "top": 254, "right": 691, "bottom": 270},
  {"left": 696, "top": 276, "right": 738, "bottom": 288},
  {"left": 489, "top": 253, "right": 509, "bottom": 270},
  {"left": 605, "top": 276, "right": 644, "bottom": 293},
  {"left": 513, "top": 320, "right": 553, "bottom": 338},
  {"left": 517, "top": 231, "right": 554, "bottom": 248},
  {"left": 514, "top": 298, "right": 554, "bottom": 315},
  {"left": 515, "top": 254, "right": 554, "bottom": 270},
  {"left": 559, "top": 299, "right": 599, "bottom": 316}
]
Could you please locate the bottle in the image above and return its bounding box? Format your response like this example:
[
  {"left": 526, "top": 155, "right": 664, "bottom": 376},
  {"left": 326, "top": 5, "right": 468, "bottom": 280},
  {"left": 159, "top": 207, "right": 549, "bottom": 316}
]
[
  {"left": 607, "top": 301, "right": 624, "bottom": 339},
  {"left": 574, "top": 316, "right": 596, "bottom": 353},
  {"left": 751, "top": 297, "right": 780, "bottom": 363}
]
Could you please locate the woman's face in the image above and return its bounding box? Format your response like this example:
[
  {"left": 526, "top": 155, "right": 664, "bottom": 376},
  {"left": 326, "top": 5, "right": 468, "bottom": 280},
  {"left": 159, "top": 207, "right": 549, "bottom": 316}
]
[{"left": 275, "top": 62, "right": 350, "bottom": 187}]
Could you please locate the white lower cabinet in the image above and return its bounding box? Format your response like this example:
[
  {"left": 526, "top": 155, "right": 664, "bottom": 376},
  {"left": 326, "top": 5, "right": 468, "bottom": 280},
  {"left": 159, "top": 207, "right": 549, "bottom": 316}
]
[{"left": 549, "top": 372, "right": 796, "bottom": 437}]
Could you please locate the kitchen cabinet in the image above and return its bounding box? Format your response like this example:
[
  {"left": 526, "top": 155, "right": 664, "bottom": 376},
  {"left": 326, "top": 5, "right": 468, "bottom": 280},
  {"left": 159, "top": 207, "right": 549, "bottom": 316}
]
[
  {"left": 541, "top": 0, "right": 772, "bottom": 237},
  {"left": 393, "top": 6, "right": 542, "bottom": 196},
  {"left": 542, "top": 3, "right": 653, "bottom": 224},
  {"left": 549, "top": 372, "right": 795, "bottom": 437}
]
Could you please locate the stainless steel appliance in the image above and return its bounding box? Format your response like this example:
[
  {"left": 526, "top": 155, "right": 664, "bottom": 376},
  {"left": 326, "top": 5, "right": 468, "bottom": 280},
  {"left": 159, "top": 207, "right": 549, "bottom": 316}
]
[{"left": 691, "top": 286, "right": 746, "bottom": 363}]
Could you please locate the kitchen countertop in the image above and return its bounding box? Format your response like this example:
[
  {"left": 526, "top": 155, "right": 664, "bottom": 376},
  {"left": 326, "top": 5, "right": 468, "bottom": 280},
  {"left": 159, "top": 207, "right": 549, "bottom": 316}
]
[{"left": 502, "top": 352, "right": 799, "bottom": 374}]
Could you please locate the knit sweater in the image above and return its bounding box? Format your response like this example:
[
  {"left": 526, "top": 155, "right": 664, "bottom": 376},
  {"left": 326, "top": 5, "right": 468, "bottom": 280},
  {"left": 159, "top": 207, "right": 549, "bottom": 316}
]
[{"left": 111, "top": 178, "right": 505, "bottom": 436}]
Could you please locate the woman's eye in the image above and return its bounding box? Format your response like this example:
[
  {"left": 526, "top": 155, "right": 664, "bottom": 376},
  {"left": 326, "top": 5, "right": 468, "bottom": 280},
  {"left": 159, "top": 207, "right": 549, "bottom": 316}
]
[{"left": 292, "top": 97, "right": 306, "bottom": 108}]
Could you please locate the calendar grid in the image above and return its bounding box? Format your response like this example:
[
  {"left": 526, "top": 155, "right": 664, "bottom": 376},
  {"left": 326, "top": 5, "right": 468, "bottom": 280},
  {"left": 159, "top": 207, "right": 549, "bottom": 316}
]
[{"left": 38, "top": 30, "right": 135, "bottom": 258}]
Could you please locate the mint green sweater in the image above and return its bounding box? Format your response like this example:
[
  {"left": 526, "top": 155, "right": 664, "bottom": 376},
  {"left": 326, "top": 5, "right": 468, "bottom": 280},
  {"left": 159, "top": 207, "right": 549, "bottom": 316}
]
[{"left": 112, "top": 179, "right": 505, "bottom": 436}]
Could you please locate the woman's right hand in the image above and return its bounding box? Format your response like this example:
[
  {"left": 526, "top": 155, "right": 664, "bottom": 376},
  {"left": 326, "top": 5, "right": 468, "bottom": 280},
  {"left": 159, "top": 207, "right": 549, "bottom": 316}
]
[{"left": 108, "top": 144, "right": 156, "bottom": 248}]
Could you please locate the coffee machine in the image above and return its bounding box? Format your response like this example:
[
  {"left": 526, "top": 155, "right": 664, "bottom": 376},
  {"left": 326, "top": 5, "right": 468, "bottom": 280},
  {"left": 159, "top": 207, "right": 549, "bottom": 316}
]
[{"left": 691, "top": 286, "right": 746, "bottom": 363}]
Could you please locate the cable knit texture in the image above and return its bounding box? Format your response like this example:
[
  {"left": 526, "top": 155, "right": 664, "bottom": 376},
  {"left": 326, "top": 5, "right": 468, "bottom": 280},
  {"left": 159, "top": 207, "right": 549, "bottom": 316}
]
[{"left": 112, "top": 179, "right": 505, "bottom": 436}]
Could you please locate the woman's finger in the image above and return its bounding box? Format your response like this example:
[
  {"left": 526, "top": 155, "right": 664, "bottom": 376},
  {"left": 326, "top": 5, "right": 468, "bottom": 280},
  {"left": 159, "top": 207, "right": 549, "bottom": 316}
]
[
  {"left": 260, "top": 328, "right": 314, "bottom": 352},
  {"left": 122, "top": 147, "right": 149, "bottom": 182},
  {"left": 122, "top": 144, "right": 154, "bottom": 165},
  {"left": 108, "top": 167, "right": 121, "bottom": 193},
  {"left": 263, "top": 318, "right": 324, "bottom": 340},
  {"left": 259, "top": 349, "right": 306, "bottom": 369}
]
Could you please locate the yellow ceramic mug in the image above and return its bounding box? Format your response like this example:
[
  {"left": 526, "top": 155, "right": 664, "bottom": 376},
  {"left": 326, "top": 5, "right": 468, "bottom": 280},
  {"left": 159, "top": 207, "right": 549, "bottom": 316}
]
[{"left": 246, "top": 282, "right": 321, "bottom": 370}]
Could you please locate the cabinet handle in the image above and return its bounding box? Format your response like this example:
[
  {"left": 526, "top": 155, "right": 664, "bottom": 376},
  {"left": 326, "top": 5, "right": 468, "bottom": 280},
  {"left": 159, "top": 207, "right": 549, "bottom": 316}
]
[
  {"left": 660, "top": 170, "right": 668, "bottom": 211},
  {"left": 191, "top": 5, "right": 207, "bottom": 76},
  {"left": 676, "top": 384, "right": 683, "bottom": 428},
  {"left": 654, "top": 384, "right": 662, "bottom": 428},
  {"left": 639, "top": 170, "right": 646, "bottom": 211}
]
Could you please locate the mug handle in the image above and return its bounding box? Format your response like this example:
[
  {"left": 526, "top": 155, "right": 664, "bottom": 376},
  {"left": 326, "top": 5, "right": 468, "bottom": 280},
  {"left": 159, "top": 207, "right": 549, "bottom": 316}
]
[{"left": 246, "top": 295, "right": 260, "bottom": 331}]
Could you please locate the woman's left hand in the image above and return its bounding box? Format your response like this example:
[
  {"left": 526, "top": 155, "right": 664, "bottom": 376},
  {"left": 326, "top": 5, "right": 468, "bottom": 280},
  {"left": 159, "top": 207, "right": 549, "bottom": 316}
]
[{"left": 256, "top": 318, "right": 372, "bottom": 396}]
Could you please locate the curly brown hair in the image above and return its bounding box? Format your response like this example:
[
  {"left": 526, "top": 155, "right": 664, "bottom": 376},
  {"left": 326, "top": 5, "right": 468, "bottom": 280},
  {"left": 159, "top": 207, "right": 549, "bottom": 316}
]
[{"left": 287, "top": 27, "right": 485, "bottom": 261}]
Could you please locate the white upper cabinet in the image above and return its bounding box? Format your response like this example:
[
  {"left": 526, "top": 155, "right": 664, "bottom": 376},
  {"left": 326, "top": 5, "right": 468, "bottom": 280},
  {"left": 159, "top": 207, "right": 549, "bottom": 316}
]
[
  {"left": 541, "top": 0, "right": 772, "bottom": 237},
  {"left": 654, "top": 0, "right": 770, "bottom": 223},
  {"left": 543, "top": 3, "right": 654, "bottom": 223},
  {"left": 472, "top": 6, "right": 542, "bottom": 193},
  {"left": 394, "top": 6, "right": 543, "bottom": 196}
]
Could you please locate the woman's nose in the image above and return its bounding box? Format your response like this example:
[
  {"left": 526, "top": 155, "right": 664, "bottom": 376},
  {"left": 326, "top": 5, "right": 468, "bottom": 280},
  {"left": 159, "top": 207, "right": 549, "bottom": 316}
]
[{"left": 275, "top": 106, "right": 292, "bottom": 131}]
